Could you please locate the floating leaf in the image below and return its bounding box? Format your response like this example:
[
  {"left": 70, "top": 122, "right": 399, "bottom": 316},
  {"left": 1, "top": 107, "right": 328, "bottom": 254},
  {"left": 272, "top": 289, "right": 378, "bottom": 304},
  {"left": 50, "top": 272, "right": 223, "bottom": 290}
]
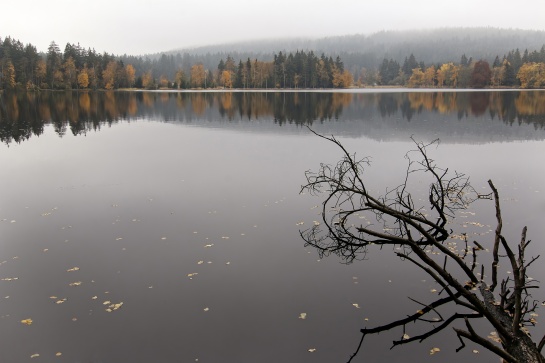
[
  {"left": 472, "top": 350, "right": 479, "bottom": 354},
  {"left": 55, "top": 352, "right": 62, "bottom": 357},
  {"left": 187, "top": 273, "right": 198, "bottom": 277},
  {"left": 21, "top": 318, "right": 33, "bottom": 325},
  {"left": 203, "top": 307, "right": 209, "bottom": 312},
  {"left": 197, "top": 261, "right": 204, "bottom": 265},
  {"left": 55, "top": 298, "right": 67, "bottom": 304},
  {"left": 429, "top": 347, "right": 440, "bottom": 355},
  {"left": 69, "top": 281, "right": 82, "bottom": 286},
  {"left": 308, "top": 348, "right": 316, "bottom": 353},
  {"left": 299, "top": 313, "right": 307, "bottom": 320},
  {"left": 103, "top": 301, "right": 111, "bottom": 305},
  {"left": 402, "top": 334, "right": 410, "bottom": 340},
  {"left": 352, "top": 303, "right": 360, "bottom": 309},
  {"left": 30, "top": 353, "right": 40, "bottom": 358}
]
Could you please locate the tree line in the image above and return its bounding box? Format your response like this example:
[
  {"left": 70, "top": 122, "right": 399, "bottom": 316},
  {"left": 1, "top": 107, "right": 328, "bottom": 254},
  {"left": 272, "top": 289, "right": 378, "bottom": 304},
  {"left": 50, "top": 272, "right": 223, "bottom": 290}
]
[
  {"left": 371, "top": 47, "right": 545, "bottom": 89},
  {"left": 1, "top": 34, "right": 545, "bottom": 90},
  {"left": 0, "top": 36, "right": 353, "bottom": 91}
]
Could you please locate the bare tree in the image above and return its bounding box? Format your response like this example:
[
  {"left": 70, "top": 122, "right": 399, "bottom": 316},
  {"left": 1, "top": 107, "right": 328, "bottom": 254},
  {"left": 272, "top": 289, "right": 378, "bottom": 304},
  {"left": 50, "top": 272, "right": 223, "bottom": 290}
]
[{"left": 300, "top": 130, "right": 545, "bottom": 363}]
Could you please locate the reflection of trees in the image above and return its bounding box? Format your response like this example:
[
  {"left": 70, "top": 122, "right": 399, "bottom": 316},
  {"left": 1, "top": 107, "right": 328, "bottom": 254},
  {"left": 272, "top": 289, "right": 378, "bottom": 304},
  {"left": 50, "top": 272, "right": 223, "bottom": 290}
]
[
  {"left": 191, "top": 93, "right": 207, "bottom": 116},
  {"left": 469, "top": 92, "right": 490, "bottom": 116},
  {"left": 1, "top": 90, "right": 545, "bottom": 144}
]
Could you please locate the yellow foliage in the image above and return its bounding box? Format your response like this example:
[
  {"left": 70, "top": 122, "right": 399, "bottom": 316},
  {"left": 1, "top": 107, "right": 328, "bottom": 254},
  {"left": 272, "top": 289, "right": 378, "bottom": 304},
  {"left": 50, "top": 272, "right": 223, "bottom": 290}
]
[
  {"left": 408, "top": 68, "right": 425, "bottom": 87},
  {"left": 77, "top": 68, "right": 89, "bottom": 88},
  {"left": 517, "top": 62, "right": 545, "bottom": 89},
  {"left": 125, "top": 64, "right": 136, "bottom": 87}
]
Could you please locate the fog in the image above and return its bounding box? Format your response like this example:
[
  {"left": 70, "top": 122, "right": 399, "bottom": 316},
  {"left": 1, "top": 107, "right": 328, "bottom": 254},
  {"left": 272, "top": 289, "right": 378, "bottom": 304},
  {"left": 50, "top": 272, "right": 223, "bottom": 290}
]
[{"left": 3, "top": 0, "right": 545, "bottom": 55}]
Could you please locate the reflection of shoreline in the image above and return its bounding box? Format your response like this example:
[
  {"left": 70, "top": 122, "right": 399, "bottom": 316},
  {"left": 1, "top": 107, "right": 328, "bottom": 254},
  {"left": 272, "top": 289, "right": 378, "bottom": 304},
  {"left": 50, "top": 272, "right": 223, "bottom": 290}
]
[
  {"left": 130, "top": 88, "right": 545, "bottom": 94},
  {"left": 1, "top": 91, "right": 544, "bottom": 145}
]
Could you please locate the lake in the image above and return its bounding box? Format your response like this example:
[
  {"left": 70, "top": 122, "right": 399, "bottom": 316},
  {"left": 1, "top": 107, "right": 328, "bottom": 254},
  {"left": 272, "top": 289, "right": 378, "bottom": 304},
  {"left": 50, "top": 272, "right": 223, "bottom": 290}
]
[{"left": 1, "top": 90, "right": 545, "bottom": 362}]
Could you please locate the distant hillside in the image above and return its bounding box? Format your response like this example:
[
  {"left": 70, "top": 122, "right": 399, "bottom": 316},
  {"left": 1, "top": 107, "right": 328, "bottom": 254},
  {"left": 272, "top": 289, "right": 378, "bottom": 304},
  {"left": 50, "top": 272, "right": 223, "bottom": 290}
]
[{"left": 160, "top": 27, "right": 545, "bottom": 73}]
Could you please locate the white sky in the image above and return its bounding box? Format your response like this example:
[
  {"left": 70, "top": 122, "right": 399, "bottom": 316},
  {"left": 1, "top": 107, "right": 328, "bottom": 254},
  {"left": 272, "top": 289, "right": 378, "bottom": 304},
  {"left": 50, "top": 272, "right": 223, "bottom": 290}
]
[{"left": 4, "top": 0, "right": 545, "bottom": 55}]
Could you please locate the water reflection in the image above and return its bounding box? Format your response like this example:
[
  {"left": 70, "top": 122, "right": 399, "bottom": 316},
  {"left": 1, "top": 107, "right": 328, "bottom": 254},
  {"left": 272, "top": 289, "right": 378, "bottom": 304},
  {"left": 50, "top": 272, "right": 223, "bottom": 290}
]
[{"left": 1, "top": 90, "right": 545, "bottom": 144}]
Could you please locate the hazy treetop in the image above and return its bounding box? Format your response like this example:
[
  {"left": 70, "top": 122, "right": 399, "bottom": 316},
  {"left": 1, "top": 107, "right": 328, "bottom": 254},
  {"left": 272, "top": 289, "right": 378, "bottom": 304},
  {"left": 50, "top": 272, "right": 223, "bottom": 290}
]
[{"left": 3, "top": 0, "right": 545, "bottom": 55}]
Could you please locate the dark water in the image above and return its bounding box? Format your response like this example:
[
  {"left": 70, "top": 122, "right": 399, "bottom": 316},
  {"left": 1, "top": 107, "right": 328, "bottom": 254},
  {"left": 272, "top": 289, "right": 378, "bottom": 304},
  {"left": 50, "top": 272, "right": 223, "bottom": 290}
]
[{"left": 1, "top": 90, "right": 545, "bottom": 362}]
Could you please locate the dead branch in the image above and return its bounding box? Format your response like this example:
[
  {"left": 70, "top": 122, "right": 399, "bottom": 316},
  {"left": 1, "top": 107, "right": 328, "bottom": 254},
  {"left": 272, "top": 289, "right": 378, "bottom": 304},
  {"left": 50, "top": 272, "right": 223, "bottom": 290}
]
[{"left": 301, "top": 130, "right": 544, "bottom": 362}]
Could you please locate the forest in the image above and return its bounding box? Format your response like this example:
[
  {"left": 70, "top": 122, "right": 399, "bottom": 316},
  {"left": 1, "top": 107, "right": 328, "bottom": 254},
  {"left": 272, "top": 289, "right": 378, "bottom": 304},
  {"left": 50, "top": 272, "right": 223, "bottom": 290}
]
[{"left": 1, "top": 28, "right": 545, "bottom": 91}]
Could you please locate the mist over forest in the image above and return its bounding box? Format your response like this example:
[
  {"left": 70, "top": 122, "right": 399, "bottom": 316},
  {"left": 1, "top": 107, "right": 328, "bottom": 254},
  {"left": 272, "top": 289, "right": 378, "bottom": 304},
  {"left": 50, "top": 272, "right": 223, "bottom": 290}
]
[
  {"left": 2, "top": 27, "right": 545, "bottom": 90},
  {"left": 146, "top": 27, "right": 545, "bottom": 74}
]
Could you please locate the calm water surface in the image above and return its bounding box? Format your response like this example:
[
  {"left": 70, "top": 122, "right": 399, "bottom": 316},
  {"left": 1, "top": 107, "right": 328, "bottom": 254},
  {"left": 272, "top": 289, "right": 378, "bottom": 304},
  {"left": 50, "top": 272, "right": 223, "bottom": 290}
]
[{"left": 1, "top": 90, "right": 545, "bottom": 362}]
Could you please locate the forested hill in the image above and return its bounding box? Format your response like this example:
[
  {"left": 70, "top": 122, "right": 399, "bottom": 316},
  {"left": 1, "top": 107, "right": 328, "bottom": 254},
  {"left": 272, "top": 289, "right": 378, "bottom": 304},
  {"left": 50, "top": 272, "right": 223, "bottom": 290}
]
[{"left": 163, "top": 27, "right": 545, "bottom": 72}]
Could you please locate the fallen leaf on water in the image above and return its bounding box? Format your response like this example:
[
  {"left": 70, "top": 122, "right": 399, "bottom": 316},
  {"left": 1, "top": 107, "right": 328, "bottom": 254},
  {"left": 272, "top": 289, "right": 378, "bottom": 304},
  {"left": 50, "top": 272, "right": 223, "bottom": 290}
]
[
  {"left": 472, "top": 350, "right": 479, "bottom": 354},
  {"left": 402, "top": 334, "right": 410, "bottom": 340},
  {"left": 204, "top": 244, "right": 214, "bottom": 248},
  {"left": 21, "top": 318, "right": 33, "bottom": 325},
  {"left": 352, "top": 303, "right": 360, "bottom": 309},
  {"left": 30, "top": 353, "right": 40, "bottom": 358},
  {"left": 187, "top": 273, "right": 198, "bottom": 277},
  {"left": 197, "top": 261, "right": 204, "bottom": 265},
  {"left": 66, "top": 267, "right": 79, "bottom": 272},
  {"left": 69, "top": 281, "right": 82, "bottom": 286},
  {"left": 55, "top": 352, "right": 62, "bottom": 356},
  {"left": 203, "top": 307, "right": 209, "bottom": 312},
  {"left": 161, "top": 237, "right": 166, "bottom": 240},
  {"left": 55, "top": 298, "right": 67, "bottom": 304},
  {"left": 299, "top": 313, "right": 307, "bottom": 320},
  {"left": 103, "top": 301, "right": 111, "bottom": 305},
  {"left": 429, "top": 347, "right": 440, "bottom": 355},
  {"left": 308, "top": 348, "right": 316, "bottom": 353}
]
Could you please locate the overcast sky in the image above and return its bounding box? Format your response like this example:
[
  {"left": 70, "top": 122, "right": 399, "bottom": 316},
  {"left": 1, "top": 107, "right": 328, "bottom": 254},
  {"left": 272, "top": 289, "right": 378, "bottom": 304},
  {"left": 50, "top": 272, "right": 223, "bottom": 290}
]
[{"left": 4, "top": 0, "right": 545, "bottom": 55}]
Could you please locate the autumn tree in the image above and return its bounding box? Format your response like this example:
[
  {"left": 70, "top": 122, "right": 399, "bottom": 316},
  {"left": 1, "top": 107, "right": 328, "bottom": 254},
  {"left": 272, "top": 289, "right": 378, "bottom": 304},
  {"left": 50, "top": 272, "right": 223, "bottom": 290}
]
[
  {"left": 159, "top": 75, "right": 169, "bottom": 88},
  {"left": 190, "top": 63, "right": 205, "bottom": 88},
  {"left": 423, "top": 65, "right": 436, "bottom": 87},
  {"left": 142, "top": 71, "right": 154, "bottom": 89},
  {"left": 301, "top": 131, "right": 545, "bottom": 363},
  {"left": 332, "top": 68, "right": 354, "bottom": 88},
  {"left": 436, "top": 63, "right": 457, "bottom": 87},
  {"left": 63, "top": 56, "right": 77, "bottom": 88},
  {"left": 517, "top": 62, "right": 545, "bottom": 89},
  {"left": 2, "top": 60, "right": 17, "bottom": 89},
  {"left": 470, "top": 60, "right": 492, "bottom": 88},
  {"left": 175, "top": 69, "right": 185, "bottom": 89},
  {"left": 102, "top": 60, "right": 117, "bottom": 90},
  {"left": 220, "top": 70, "right": 232, "bottom": 88},
  {"left": 407, "top": 67, "right": 425, "bottom": 87},
  {"left": 77, "top": 66, "right": 89, "bottom": 88},
  {"left": 125, "top": 64, "right": 136, "bottom": 88},
  {"left": 35, "top": 58, "right": 47, "bottom": 88}
]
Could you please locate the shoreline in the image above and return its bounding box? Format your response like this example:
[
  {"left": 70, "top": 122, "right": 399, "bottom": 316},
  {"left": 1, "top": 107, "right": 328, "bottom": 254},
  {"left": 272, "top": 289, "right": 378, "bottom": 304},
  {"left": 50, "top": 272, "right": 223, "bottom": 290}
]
[{"left": 3, "top": 87, "right": 544, "bottom": 94}]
